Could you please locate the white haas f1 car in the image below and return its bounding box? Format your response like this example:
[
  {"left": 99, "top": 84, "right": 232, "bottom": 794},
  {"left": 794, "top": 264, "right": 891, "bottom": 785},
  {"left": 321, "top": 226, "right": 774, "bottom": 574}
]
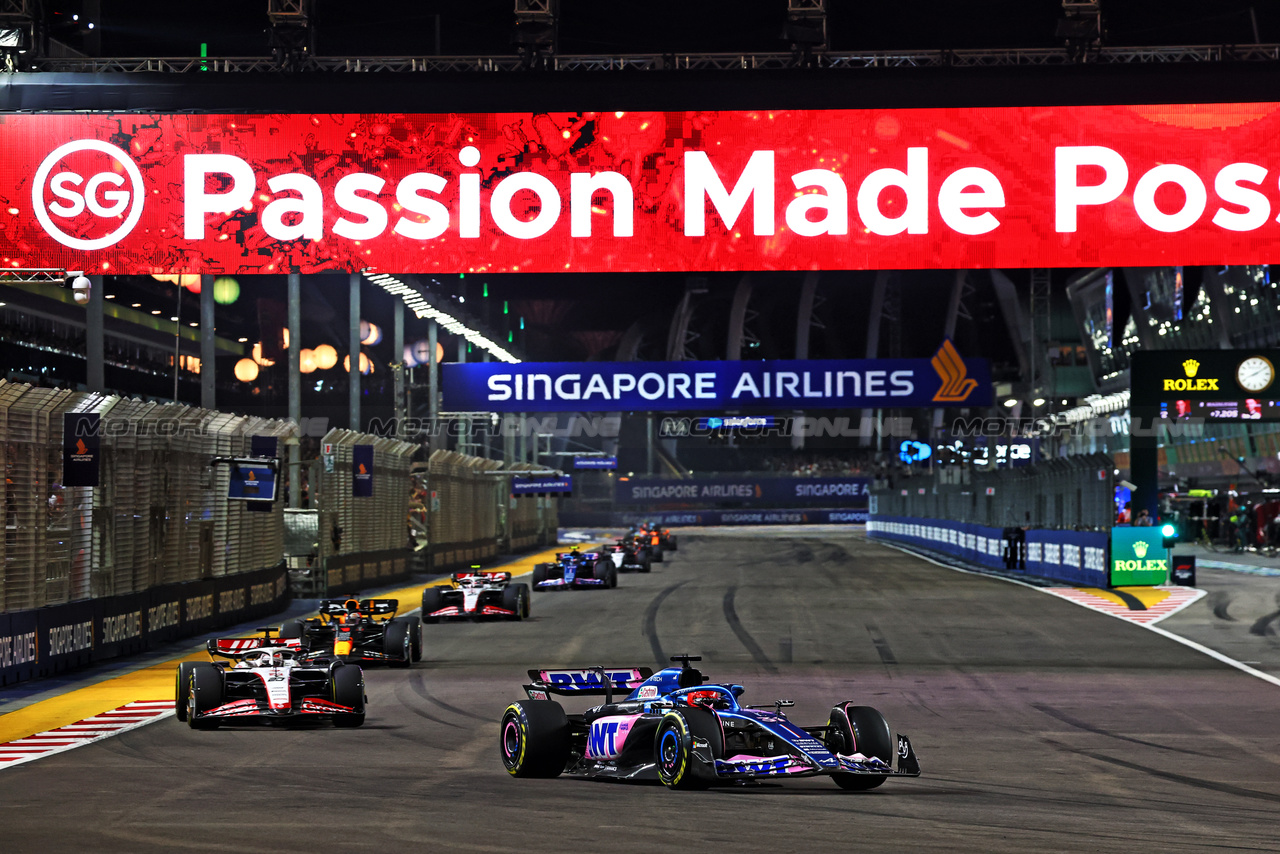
[
  {"left": 606, "top": 539, "right": 652, "bottom": 573},
  {"left": 500, "top": 655, "right": 920, "bottom": 790},
  {"left": 531, "top": 548, "right": 618, "bottom": 591},
  {"left": 175, "top": 628, "right": 366, "bottom": 729},
  {"left": 420, "top": 571, "right": 531, "bottom": 622}
]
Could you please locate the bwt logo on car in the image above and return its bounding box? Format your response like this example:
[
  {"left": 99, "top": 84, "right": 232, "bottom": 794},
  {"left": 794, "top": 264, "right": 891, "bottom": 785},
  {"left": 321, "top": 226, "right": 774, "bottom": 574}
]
[
  {"left": 588, "top": 721, "right": 622, "bottom": 757},
  {"left": 33, "top": 140, "right": 146, "bottom": 250}
]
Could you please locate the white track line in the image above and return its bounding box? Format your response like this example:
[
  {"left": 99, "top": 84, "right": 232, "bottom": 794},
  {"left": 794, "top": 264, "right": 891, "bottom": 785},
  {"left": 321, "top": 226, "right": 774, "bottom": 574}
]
[
  {"left": 873, "top": 538, "right": 1280, "bottom": 690},
  {"left": 0, "top": 701, "right": 174, "bottom": 769}
]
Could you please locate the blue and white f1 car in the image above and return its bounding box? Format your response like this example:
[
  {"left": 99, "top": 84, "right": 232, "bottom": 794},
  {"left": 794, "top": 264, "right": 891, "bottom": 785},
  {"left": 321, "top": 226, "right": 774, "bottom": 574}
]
[
  {"left": 500, "top": 655, "right": 920, "bottom": 790},
  {"left": 531, "top": 547, "right": 618, "bottom": 591}
]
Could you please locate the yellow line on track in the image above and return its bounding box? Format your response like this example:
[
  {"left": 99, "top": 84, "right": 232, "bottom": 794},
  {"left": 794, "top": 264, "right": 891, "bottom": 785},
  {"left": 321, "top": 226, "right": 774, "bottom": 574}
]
[{"left": 0, "top": 541, "right": 603, "bottom": 745}]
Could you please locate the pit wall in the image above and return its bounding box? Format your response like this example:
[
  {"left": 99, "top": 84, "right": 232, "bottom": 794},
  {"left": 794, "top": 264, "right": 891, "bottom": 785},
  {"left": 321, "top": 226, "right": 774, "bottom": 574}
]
[{"left": 867, "top": 515, "right": 1108, "bottom": 587}]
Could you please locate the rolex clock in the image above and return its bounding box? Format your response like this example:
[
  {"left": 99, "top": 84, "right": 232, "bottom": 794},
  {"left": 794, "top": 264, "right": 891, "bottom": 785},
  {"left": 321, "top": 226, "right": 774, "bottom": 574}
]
[{"left": 1236, "top": 356, "right": 1274, "bottom": 393}]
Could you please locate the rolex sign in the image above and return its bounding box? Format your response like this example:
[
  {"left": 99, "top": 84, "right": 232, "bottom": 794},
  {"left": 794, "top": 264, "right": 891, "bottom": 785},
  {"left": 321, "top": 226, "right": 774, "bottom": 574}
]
[{"left": 1110, "top": 527, "right": 1169, "bottom": 586}]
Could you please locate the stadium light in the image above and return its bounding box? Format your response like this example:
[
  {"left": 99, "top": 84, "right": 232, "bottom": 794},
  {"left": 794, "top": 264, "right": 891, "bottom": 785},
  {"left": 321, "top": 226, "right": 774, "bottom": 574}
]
[{"left": 362, "top": 271, "right": 520, "bottom": 363}]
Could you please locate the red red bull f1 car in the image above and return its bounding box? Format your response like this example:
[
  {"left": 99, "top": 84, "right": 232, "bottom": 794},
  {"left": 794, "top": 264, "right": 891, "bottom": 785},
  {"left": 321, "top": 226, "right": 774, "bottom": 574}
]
[
  {"left": 176, "top": 629, "right": 366, "bottom": 729},
  {"left": 279, "top": 598, "right": 419, "bottom": 666},
  {"left": 500, "top": 655, "right": 920, "bottom": 790}
]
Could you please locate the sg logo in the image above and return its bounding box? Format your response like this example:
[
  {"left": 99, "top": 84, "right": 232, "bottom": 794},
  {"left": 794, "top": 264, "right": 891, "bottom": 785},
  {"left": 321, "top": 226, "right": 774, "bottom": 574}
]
[{"left": 32, "top": 140, "right": 146, "bottom": 250}]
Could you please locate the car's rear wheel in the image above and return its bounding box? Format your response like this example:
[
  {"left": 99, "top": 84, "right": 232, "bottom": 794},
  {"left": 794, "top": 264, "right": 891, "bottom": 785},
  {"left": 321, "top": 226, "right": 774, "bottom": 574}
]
[
  {"left": 500, "top": 700, "right": 570, "bottom": 777},
  {"left": 385, "top": 621, "right": 413, "bottom": 667},
  {"left": 276, "top": 621, "right": 303, "bottom": 639},
  {"left": 421, "top": 587, "right": 444, "bottom": 623},
  {"left": 827, "top": 704, "right": 892, "bottom": 790},
  {"left": 405, "top": 616, "right": 422, "bottom": 660},
  {"left": 652, "top": 545, "right": 664, "bottom": 563},
  {"left": 174, "top": 662, "right": 197, "bottom": 722},
  {"left": 187, "top": 663, "right": 223, "bottom": 730},
  {"left": 331, "top": 664, "right": 366, "bottom": 727},
  {"left": 639, "top": 556, "right": 652, "bottom": 573},
  {"left": 668, "top": 535, "right": 678, "bottom": 551},
  {"left": 655, "top": 708, "right": 722, "bottom": 789}
]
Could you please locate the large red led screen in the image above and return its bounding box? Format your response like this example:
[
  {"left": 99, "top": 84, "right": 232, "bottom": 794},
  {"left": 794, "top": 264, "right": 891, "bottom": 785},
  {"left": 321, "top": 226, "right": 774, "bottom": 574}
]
[{"left": 2, "top": 104, "right": 1280, "bottom": 275}]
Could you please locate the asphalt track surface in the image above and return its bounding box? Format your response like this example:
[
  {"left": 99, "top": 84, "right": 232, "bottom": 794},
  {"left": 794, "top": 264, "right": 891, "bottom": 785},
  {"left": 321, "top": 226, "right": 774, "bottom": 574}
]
[{"left": 4, "top": 529, "right": 1280, "bottom": 853}]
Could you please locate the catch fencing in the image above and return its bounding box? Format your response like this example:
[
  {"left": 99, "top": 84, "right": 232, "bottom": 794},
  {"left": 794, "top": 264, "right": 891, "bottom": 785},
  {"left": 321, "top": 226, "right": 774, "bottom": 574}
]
[
  {"left": 870, "top": 453, "right": 1115, "bottom": 531},
  {"left": 0, "top": 380, "right": 294, "bottom": 614},
  {"left": 425, "top": 452, "right": 557, "bottom": 568}
]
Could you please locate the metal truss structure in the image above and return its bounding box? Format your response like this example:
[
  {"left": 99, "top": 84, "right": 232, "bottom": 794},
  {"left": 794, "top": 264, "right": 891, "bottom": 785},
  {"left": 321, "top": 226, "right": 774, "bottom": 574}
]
[{"left": 13, "top": 42, "right": 1280, "bottom": 74}]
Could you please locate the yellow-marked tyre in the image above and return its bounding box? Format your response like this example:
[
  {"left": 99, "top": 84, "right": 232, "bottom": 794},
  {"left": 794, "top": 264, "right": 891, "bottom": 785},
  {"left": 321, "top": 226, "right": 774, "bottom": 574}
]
[
  {"left": 174, "top": 662, "right": 197, "bottom": 722},
  {"left": 655, "top": 708, "right": 721, "bottom": 790},
  {"left": 500, "top": 700, "right": 569, "bottom": 777}
]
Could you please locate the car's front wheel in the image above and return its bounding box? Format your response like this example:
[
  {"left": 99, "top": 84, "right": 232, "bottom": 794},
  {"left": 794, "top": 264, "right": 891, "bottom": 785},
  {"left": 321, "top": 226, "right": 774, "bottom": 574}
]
[
  {"left": 654, "top": 708, "right": 722, "bottom": 789},
  {"left": 827, "top": 703, "right": 892, "bottom": 791},
  {"left": 187, "top": 663, "right": 224, "bottom": 730},
  {"left": 330, "top": 664, "right": 366, "bottom": 727},
  {"left": 421, "top": 587, "right": 444, "bottom": 623}
]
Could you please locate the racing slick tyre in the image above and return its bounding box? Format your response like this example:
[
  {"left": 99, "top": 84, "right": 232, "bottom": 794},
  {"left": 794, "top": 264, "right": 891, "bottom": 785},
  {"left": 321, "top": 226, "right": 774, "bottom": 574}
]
[
  {"left": 501, "top": 583, "right": 530, "bottom": 620},
  {"left": 652, "top": 545, "right": 664, "bottom": 563},
  {"left": 187, "top": 663, "right": 224, "bottom": 730},
  {"left": 826, "top": 704, "right": 893, "bottom": 791},
  {"left": 174, "top": 662, "right": 198, "bottom": 722},
  {"left": 421, "top": 587, "right": 445, "bottom": 623},
  {"left": 655, "top": 708, "right": 723, "bottom": 790},
  {"left": 639, "top": 556, "right": 652, "bottom": 573},
  {"left": 330, "top": 664, "right": 366, "bottom": 728},
  {"left": 668, "top": 536, "right": 678, "bottom": 551},
  {"left": 385, "top": 620, "right": 414, "bottom": 668},
  {"left": 276, "top": 620, "right": 303, "bottom": 640},
  {"left": 500, "top": 700, "right": 571, "bottom": 777},
  {"left": 592, "top": 560, "right": 618, "bottom": 588},
  {"left": 532, "top": 563, "right": 550, "bottom": 590},
  {"left": 405, "top": 616, "right": 422, "bottom": 661}
]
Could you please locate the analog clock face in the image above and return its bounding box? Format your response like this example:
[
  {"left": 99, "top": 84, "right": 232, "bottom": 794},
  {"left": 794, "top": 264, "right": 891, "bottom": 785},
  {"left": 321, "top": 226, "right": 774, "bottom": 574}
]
[{"left": 1236, "top": 356, "right": 1274, "bottom": 393}]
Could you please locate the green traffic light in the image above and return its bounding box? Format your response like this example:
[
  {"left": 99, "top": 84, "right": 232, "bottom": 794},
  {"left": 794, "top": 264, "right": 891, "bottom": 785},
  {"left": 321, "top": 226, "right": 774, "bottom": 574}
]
[{"left": 1160, "top": 523, "right": 1176, "bottom": 538}]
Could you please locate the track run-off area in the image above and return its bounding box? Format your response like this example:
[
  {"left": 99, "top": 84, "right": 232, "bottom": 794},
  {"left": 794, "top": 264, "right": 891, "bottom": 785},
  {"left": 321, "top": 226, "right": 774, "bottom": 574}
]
[{"left": 2, "top": 528, "right": 1278, "bottom": 853}]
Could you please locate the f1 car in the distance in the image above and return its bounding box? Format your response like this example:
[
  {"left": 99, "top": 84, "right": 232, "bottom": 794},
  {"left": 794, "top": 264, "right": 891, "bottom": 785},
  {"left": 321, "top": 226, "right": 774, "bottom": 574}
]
[
  {"left": 500, "top": 655, "right": 920, "bottom": 790},
  {"left": 176, "top": 628, "right": 366, "bottom": 729},
  {"left": 279, "top": 598, "right": 419, "bottom": 666},
  {"left": 531, "top": 547, "right": 618, "bottom": 591},
  {"left": 605, "top": 538, "right": 652, "bottom": 573},
  {"left": 631, "top": 522, "right": 677, "bottom": 561},
  {"left": 421, "top": 571, "right": 531, "bottom": 621}
]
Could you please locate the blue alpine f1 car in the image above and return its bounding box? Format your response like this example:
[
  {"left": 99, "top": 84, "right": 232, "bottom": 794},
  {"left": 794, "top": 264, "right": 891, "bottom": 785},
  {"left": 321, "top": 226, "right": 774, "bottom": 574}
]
[
  {"left": 500, "top": 655, "right": 920, "bottom": 790},
  {"left": 531, "top": 547, "right": 618, "bottom": 591}
]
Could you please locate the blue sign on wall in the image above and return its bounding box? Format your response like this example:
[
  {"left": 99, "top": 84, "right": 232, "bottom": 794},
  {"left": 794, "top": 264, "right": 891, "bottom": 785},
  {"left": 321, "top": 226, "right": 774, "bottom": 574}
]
[
  {"left": 443, "top": 343, "right": 990, "bottom": 413},
  {"left": 352, "top": 444, "right": 374, "bottom": 497},
  {"left": 616, "top": 476, "right": 869, "bottom": 507},
  {"left": 228, "top": 462, "right": 277, "bottom": 501},
  {"left": 63, "top": 412, "right": 100, "bottom": 488},
  {"left": 513, "top": 476, "right": 573, "bottom": 495},
  {"left": 574, "top": 456, "right": 618, "bottom": 470}
]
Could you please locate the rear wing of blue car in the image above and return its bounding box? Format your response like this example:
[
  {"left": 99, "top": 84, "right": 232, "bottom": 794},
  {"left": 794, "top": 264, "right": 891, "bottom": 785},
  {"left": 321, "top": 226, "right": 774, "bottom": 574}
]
[{"left": 524, "top": 667, "right": 654, "bottom": 704}]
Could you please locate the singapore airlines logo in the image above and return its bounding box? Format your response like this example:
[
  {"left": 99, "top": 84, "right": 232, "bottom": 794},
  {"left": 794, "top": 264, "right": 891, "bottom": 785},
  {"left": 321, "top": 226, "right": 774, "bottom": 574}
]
[
  {"left": 1132, "top": 540, "right": 1149, "bottom": 558},
  {"left": 931, "top": 340, "right": 978, "bottom": 403}
]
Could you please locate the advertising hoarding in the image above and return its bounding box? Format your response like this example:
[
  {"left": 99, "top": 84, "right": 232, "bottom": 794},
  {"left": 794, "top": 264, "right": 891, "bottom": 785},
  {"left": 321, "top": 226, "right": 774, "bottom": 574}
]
[
  {"left": 442, "top": 345, "right": 990, "bottom": 413},
  {"left": 10, "top": 103, "right": 1280, "bottom": 275}
]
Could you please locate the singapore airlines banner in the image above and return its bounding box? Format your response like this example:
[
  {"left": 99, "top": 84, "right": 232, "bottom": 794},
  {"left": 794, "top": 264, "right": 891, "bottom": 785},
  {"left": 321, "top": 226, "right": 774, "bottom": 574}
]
[
  {"left": 7, "top": 103, "right": 1280, "bottom": 274},
  {"left": 441, "top": 342, "right": 991, "bottom": 412}
]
